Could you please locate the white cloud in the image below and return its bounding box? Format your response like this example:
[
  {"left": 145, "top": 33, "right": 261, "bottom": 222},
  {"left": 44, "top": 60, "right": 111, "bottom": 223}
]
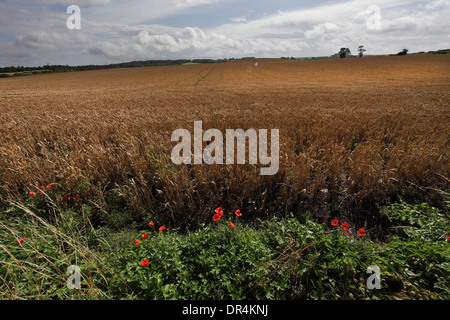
[
  {"left": 1, "top": 0, "right": 449, "bottom": 66},
  {"left": 230, "top": 16, "right": 246, "bottom": 23},
  {"left": 37, "top": 0, "right": 112, "bottom": 5},
  {"left": 175, "top": 0, "right": 221, "bottom": 8}
]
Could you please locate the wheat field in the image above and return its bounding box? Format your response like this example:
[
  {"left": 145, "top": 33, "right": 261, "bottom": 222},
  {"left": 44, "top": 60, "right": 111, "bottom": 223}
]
[{"left": 0, "top": 54, "right": 449, "bottom": 231}]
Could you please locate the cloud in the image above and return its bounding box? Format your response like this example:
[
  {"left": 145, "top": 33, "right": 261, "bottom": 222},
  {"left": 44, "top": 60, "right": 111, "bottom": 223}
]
[
  {"left": 1, "top": 0, "right": 450, "bottom": 66},
  {"left": 37, "top": 0, "right": 112, "bottom": 5},
  {"left": 175, "top": 0, "right": 221, "bottom": 8},
  {"left": 304, "top": 23, "right": 340, "bottom": 41},
  {"left": 229, "top": 16, "right": 246, "bottom": 23}
]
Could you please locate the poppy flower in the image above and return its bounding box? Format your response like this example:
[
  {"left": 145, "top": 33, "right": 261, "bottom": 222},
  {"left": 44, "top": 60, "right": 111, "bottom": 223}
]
[
  {"left": 341, "top": 223, "right": 349, "bottom": 230},
  {"left": 212, "top": 214, "right": 221, "bottom": 222},
  {"left": 331, "top": 219, "right": 339, "bottom": 226},
  {"left": 446, "top": 236, "right": 450, "bottom": 241},
  {"left": 46, "top": 184, "right": 54, "bottom": 189},
  {"left": 39, "top": 191, "right": 44, "bottom": 196},
  {"left": 215, "top": 207, "right": 223, "bottom": 217},
  {"left": 149, "top": 221, "right": 154, "bottom": 226},
  {"left": 142, "top": 233, "right": 148, "bottom": 240},
  {"left": 140, "top": 259, "right": 149, "bottom": 267},
  {"left": 16, "top": 237, "right": 25, "bottom": 244},
  {"left": 75, "top": 195, "right": 80, "bottom": 199},
  {"left": 29, "top": 192, "right": 37, "bottom": 198},
  {"left": 159, "top": 226, "right": 166, "bottom": 232},
  {"left": 229, "top": 221, "right": 235, "bottom": 230},
  {"left": 39, "top": 186, "right": 45, "bottom": 190},
  {"left": 135, "top": 240, "right": 140, "bottom": 246},
  {"left": 357, "top": 228, "right": 365, "bottom": 237},
  {"left": 235, "top": 210, "right": 242, "bottom": 217}
]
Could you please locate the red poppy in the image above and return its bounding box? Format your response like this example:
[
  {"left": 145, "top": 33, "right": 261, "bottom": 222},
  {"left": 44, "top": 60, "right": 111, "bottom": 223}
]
[
  {"left": 229, "top": 221, "right": 235, "bottom": 230},
  {"left": 331, "top": 219, "right": 339, "bottom": 226},
  {"left": 142, "top": 233, "right": 148, "bottom": 240},
  {"left": 159, "top": 226, "right": 166, "bottom": 232},
  {"left": 446, "top": 236, "right": 450, "bottom": 241},
  {"left": 140, "top": 259, "right": 149, "bottom": 267},
  {"left": 357, "top": 228, "right": 365, "bottom": 237},
  {"left": 29, "top": 192, "right": 37, "bottom": 198},
  {"left": 341, "top": 222, "right": 349, "bottom": 230},
  {"left": 149, "top": 221, "right": 154, "bottom": 226},
  {"left": 235, "top": 210, "right": 242, "bottom": 217},
  {"left": 135, "top": 239, "right": 140, "bottom": 246},
  {"left": 343, "top": 233, "right": 347, "bottom": 236},
  {"left": 46, "top": 184, "right": 54, "bottom": 189},
  {"left": 215, "top": 207, "right": 223, "bottom": 217},
  {"left": 75, "top": 195, "right": 80, "bottom": 199},
  {"left": 39, "top": 186, "right": 45, "bottom": 190},
  {"left": 39, "top": 191, "right": 44, "bottom": 196},
  {"left": 16, "top": 237, "right": 25, "bottom": 244},
  {"left": 212, "top": 214, "right": 221, "bottom": 222}
]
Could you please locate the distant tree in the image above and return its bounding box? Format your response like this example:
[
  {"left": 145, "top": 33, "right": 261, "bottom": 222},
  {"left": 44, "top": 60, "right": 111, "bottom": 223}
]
[
  {"left": 339, "top": 47, "right": 351, "bottom": 58},
  {"left": 397, "top": 48, "right": 408, "bottom": 55},
  {"left": 358, "top": 45, "right": 366, "bottom": 57}
]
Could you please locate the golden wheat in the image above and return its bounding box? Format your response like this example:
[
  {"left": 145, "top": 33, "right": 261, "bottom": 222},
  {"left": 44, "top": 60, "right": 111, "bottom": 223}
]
[{"left": 0, "top": 54, "right": 449, "bottom": 228}]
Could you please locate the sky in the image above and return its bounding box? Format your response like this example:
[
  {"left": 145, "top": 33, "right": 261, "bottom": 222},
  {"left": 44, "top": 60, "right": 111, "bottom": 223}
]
[{"left": 0, "top": 0, "right": 449, "bottom": 67}]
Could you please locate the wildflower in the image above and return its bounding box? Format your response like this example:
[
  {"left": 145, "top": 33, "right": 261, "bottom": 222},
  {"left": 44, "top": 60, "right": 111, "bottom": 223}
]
[
  {"left": 341, "top": 222, "right": 349, "bottom": 231},
  {"left": 357, "top": 228, "right": 365, "bottom": 237},
  {"left": 159, "top": 226, "right": 166, "bottom": 232},
  {"left": 445, "top": 236, "right": 450, "bottom": 242},
  {"left": 215, "top": 207, "right": 223, "bottom": 217},
  {"left": 75, "top": 195, "right": 80, "bottom": 199},
  {"left": 229, "top": 221, "right": 235, "bottom": 230},
  {"left": 235, "top": 209, "right": 242, "bottom": 217},
  {"left": 39, "top": 192, "right": 44, "bottom": 196},
  {"left": 212, "top": 214, "right": 221, "bottom": 222},
  {"left": 140, "top": 259, "right": 149, "bottom": 267},
  {"left": 29, "top": 192, "right": 37, "bottom": 198},
  {"left": 142, "top": 233, "right": 148, "bottom": 240},
  {"left": 39, "top": 186, "right": 45, "bottom": 190},
  {"left": 331, "top": 219, "right": 339, "bottom": 226},
  {"left": 343, "top": 233, "right": 347, "bottom": 236},
  {"left": 149, "top": 221, "right": 154, "bottom": 226},
  {"left": 46, "top": 184, "right": 54, "bottom": 189},
  {"left": 16, "top": 237, "right": 25, "bottom": 244},
  {"left": 135, "top": 240, "right": 140, "bottom": 246}
]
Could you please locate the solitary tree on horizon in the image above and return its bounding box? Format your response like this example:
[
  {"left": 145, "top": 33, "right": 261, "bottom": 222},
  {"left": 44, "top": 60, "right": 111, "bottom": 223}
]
[
  {"left": 339, "top": 47, "right": 351, "bottom": 58},
  {"left": 358, "top": 45, "right": 366, "bottom": 57}
]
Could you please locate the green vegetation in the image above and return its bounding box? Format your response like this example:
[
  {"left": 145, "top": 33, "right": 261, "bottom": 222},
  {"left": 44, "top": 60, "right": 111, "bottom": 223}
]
[{"left": 1, "top": 187, "right": 448, "bottom": 300}]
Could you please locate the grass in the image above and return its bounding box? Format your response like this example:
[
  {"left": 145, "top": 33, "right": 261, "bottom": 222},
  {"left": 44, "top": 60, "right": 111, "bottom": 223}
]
[{"left": 1, "top": 192, "right": 448, "bottom": 300}]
